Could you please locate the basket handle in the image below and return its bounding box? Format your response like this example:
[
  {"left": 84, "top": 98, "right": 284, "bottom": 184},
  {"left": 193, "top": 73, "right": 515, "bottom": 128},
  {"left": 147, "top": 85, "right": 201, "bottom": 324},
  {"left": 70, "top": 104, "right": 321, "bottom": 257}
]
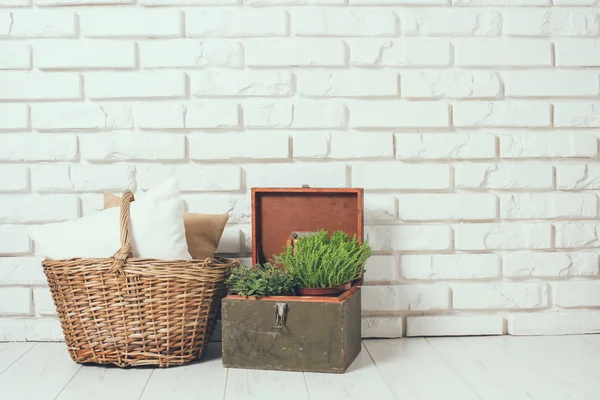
[{"left": 107, "top": 189, "right": 135, "bottom": 275}]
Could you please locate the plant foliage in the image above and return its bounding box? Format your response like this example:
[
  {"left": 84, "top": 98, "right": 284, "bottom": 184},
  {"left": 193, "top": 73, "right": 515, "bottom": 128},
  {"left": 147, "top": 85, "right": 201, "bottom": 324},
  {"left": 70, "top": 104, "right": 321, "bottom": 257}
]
[
  {"left": 225, "top": 263, "right": 297, "bottom": 297},
  {"left": 275, "top": 230, "right": 371, "bottom": 289}
]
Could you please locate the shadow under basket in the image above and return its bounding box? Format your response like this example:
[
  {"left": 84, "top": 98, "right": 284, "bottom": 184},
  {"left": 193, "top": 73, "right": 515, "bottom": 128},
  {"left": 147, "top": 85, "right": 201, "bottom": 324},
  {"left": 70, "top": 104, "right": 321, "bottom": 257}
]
[{"left": 42, "top": 189, "right": 238, "bottom": 368}]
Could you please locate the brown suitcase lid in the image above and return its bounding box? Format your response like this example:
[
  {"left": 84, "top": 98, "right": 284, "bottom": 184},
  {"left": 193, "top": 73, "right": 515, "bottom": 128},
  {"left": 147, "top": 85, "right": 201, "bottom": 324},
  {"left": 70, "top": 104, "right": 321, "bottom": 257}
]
[{"left": 251, "top": 187, "right": 364, "bottom": 266}]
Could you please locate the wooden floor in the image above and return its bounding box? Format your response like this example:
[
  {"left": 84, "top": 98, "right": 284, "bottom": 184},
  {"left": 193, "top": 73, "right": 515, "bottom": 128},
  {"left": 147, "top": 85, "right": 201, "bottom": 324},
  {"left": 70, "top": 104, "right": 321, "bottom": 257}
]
[{"left": 1, "top": 335, "right": 599, "bottom": 400}]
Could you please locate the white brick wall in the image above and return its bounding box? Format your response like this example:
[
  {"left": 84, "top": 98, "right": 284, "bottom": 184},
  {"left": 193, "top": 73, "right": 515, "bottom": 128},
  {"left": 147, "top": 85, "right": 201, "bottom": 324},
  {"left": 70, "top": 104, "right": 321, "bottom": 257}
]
[{"left": 1, "top": 2, "right": 600, "bottom": 341}]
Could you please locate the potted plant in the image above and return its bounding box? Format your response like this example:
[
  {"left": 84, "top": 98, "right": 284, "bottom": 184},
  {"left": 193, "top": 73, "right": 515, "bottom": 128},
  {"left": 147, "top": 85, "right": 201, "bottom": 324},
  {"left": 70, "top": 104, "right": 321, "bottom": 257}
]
[
  {"left": 225, "top": 263, "right": 297, "bottom": 298},
  {"left": 275, "top": 230, "right": 371, "bottom": 296}
]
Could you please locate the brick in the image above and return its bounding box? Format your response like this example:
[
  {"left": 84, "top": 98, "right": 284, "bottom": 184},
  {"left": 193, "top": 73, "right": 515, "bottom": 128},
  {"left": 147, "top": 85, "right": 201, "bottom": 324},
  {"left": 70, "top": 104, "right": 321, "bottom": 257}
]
[
  {"left": 508, "top": 311, "right": 600, "bottom": 336},
  {"left": 452, "top": 0, "right": 549, "bottom": 5},
  {"left": 557, "top": 164, "right": 600, "bottom": 190},
  {"left": 366, "top": 225, "right": 452, "bottom": 251},
  {"left": 502, "top": 252, "right": 598, "bottom": 278},
  {"left": 216, "top": 227, "right": 241, "bottom": 254},
  {"left": 85, "top": 72, "right": 185, "bottom": 100},
  {"left": 0, "top": 288, "right": 31, "bottom": 315},
  {"left": 80, "top": 193, "right": 104, "bottom": 216},
  {"left": 189, "top": 133, "right": 289, "bottom": 160},
  {"left": 554, "top": 0, "right": 599, "bottom": 3},
  {"left": 361, "top": 316, "right": 403, "bottom": 339},
  {"left": 0, "top": 318, "right": 63, "bottom": 341},
  {"left": 36, "top": 41, "right": 136, "bottom": 70},
  {"left": 80, "top": 133, "right": 185, "bottom": 161},
  {"left": 139, "top": 40, "right": 242, "bottom": 69},
  {"left": 0, "top": 134, "right": 77, "bottom": 161},
  {"left": 555, "top": 102, "right": 600, "bottom": 128},
  {"left": 0, "top": 257, "right": 46, "bottom": 285},
  {"left": 455, "top": 39, "right": 552, "bottom": 67},
  {"left": 32, "top": 165, "right": 135, "bottom": 193},
  {"left": 396, "top": 133, "right": 495, "bottom": 160},
  {"left": 500, "top": 193, "right": 597, "bottom": 220},
  {"left": 248, "top": 0, "right": 345, "bottom": 4},
  {"left": 505, "top": 9, "right": 598, "bottom": 37},
  {"left": 297, "top": 70, "right": 398, "bottom": 97},
  {"left": 0, "top": 72, "right": 80, "bottom": 100},
  {"left": 294, "top": 8, "right": 396, "bottom": 37},
  {"left": 36, "top": 0, "right": 133, "bottom": 4},
  {"left": 353, "top": 163, "right": 451, "bottom": 190},
  {"left": 500, "top": 132, "right": 597, "bottom": 158},
  {"left": 0, "top": 44, "right": 30, "bottom": 69},
  {"left": 401, "top": 9, "right": 501, "bottom": 36},
  {"left": 506, "top": 71, "right": 598, "bottom": 97},
  {"left": 455, "top": 163, "right": 553, "bottom": 190},
  {"left": 352, "top": 0, "right": 447, "bottom": 3},
  {"left": 245, "top": 39, "right": 345, "bottom": 67},
  {"left": 407, "top": 316, "right": 503, "bottom": 337},
  {"left": 134, "top": 103, "right": 239, "bottom": 129},
  {"left": 81, "top": 9, "right": 181, "bottom": 38},
  {"left": 454, "top": 101, "right": 551, "bottom": 128},
  {"left": 401, "top": 254, "right": 499, "bottom": 280},
  {"left": 0, "top": 227, "right": 31, "bottom": 255},
  {"left": 0, "top": 0, "right": 28, "bottom": 5},
  {"left": 555, "top": 39, "right": 600, "bottom": 66},
  {"left": 245, "top": 163, "right": 346, "bottom": 188},
  {"left": 0, "top": 104, "right": 29, "bottom": 130},
  {"left": 0, "top": 165, "right": 28, "bottom": 192},
  {"left": 455, "top": 223, "right": 552, "bottom": 250},
  {"left": 142, "top": 0, "right": 237, "bottom": 4},
  {"left": 137, "top": 165, "right": 241, "bottom": 192},
  {"left": 555, "top": 222, "right": 600, "bottom": 249},
  {"left": 364, "top": 194, "right": 395, "bottom": 220},
  {"left": 362, "top": 285, "right": 450, "bottom": 312},
  {"left": 190, "top": 71, "right": 293, "bottom": 97},
  {"left": 364, "top": 255, "right": 398, "bottom": 283},
  {"left": 292, "top": 132, "right": 329, "bottom": 159},
  {"left": 454, "top": 283, "right": 548, "bottom": 310},
  {"left": 245, "top": 102, "right": 345, "bottom": 129},
  {"left": 0, "top": 195, "right": 79, "bottom": 223},
  {"left": 350, "top": 101, "right": 449, "bottom": 128},
  {"left": 351, "top": 39, "right": 451, "bottom": 67},
  {"left": 32, "top": 103, "right": 132, "bottom": 131},
  {"left": 184, "top": 194, "right": 251, "bottom": 224},
  {"left": 186, "top": 9, "right": 287, "bottom": 37},
  {"left": 330, "top": 132, "right": 393, "bottom": 159},
  {"left": 398, "top": 194, "right": 497, "bottom": 221},
  {"left": 402, "top": 71, "right": 500, "bottom": 99},
  {"left": 33, "top": 288, "right": 55, "bottom": 316},
  {"left": 553, "top": 281, "right": 600, "bottom": 308},
  {"left": 3, "top": 10, "right": 75, "bottom": 38}
]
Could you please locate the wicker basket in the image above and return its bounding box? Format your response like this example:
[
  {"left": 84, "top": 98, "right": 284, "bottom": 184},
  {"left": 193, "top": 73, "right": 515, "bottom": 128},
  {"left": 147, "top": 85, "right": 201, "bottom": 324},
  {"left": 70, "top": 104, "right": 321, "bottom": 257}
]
[{"left": 42, "top": 190, "right": 238, "bottom": 368}]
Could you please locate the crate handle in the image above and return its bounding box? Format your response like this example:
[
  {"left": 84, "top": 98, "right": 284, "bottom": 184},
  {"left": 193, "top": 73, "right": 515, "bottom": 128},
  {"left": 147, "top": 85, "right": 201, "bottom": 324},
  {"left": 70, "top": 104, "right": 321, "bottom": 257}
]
[{"left": 273, "top": 303, "right": 288, "bottom": 329}]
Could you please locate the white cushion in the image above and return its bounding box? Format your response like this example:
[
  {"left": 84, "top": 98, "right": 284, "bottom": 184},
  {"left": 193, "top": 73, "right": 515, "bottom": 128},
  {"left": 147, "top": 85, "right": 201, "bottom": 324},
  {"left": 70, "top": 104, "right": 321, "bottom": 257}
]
[{"left": 28, "top": 178, "right": 192, "bottom": 261}]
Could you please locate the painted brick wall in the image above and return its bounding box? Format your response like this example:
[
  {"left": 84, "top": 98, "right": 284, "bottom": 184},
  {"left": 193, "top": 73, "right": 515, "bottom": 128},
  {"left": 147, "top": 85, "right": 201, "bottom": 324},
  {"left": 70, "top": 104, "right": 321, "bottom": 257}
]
[{"left": 1, "top": 0, "right": 600, "bottom": 341}]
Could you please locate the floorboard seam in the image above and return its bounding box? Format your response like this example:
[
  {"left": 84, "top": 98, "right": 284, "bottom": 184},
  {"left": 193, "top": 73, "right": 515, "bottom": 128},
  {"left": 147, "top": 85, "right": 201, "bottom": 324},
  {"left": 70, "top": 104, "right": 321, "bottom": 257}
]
[{"left": 0, "top": 342, "right": 38, "bottom": 377}]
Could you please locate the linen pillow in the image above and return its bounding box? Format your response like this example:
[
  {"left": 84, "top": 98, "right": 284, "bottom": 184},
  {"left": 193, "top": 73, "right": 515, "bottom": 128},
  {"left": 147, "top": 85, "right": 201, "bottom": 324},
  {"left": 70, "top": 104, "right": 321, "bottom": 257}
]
[
  {"left": 104, "top": 193, "right": 229, "bottom": 260},
  {"left": 29, "top": 178, "right": 192, "bottom": 261}
]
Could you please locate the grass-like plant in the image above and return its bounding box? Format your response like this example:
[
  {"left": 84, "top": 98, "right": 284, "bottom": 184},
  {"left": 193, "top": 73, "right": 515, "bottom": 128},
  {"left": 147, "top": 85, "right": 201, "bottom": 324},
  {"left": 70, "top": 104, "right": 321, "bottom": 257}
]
[
  {"left": 275, "top": 230, "right": 371, "bottom": 289},
  {"left": 225, "top": 263, "right": 297, "bottom": 297}
]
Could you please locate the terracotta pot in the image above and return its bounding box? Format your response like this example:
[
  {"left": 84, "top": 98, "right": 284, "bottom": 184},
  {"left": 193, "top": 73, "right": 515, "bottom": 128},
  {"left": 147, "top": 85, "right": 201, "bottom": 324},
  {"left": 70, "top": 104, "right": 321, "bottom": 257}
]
[{"left": 297, "top": 282, "right": 352, "bottom": 297}]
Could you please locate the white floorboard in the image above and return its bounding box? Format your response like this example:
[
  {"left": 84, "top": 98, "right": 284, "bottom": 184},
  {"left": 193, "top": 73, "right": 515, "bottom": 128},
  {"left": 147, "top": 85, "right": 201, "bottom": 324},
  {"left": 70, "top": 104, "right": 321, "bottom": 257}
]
[
  {"left": 365, "top": 338, "right": 480, "bottom": 400},
  {"left": 428, "top": 336, "right": 576, "bottom": 400},
  {"left": 304, "top": 343, "right": 394, "bottom": 400},
  {"left": 0, "top": 342, "right": 35, "bottom": 375},
  {"left": 139, "top": 343, "right": 227, "bottom": 400},
  {"left": 0, "top": 336, "right": 599, "bottom": 400},
  {"left": 0, "top": 342, "right": 81, "bottom": 400},
  {"left": 226, "top": 367, "right": 309, "bottom": 400}
]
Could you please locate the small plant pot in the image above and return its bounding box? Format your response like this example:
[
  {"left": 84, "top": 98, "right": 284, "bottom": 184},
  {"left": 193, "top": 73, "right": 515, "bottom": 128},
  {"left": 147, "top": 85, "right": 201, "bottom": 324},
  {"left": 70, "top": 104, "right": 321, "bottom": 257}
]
[{"left": 297, "top": 282, "right": 352, "bottom": 297}]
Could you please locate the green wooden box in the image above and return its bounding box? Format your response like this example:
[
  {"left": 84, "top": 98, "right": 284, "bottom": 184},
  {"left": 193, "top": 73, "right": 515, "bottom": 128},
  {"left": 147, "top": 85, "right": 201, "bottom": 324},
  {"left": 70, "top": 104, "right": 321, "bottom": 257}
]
[{"left": 221, "top": 187, "right": 364, "bottom": 373}]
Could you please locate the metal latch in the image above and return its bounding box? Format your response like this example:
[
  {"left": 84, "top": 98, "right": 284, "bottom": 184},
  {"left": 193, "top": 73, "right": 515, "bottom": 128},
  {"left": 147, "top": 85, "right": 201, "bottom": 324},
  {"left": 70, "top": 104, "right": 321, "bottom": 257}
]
[
  {"left": 286, "top": 231, "right": 317, "bottom": 256},
  {"left": 273, "top": 303, "right": 288, "bottom": 329}
]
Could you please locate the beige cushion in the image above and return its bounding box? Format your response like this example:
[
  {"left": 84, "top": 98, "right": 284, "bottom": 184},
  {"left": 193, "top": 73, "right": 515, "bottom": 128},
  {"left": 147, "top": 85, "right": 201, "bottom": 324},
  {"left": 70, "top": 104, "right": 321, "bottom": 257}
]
[{"left": 104, "top": 193, "right": 229, "bottom": 260}]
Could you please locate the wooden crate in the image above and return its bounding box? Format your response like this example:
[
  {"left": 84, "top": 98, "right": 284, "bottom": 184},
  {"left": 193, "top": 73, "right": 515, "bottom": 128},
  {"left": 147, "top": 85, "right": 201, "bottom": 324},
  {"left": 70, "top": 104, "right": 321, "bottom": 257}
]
[{"left": 222, "top": 187, "right": 364, "bottom": 373}]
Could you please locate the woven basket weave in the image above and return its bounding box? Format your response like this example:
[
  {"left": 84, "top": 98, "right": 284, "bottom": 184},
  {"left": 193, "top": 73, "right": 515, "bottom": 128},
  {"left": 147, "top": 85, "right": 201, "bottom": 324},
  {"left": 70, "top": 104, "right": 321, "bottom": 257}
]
[{"left": 42, "top": 189, "right": 237, "bottom": 368}]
